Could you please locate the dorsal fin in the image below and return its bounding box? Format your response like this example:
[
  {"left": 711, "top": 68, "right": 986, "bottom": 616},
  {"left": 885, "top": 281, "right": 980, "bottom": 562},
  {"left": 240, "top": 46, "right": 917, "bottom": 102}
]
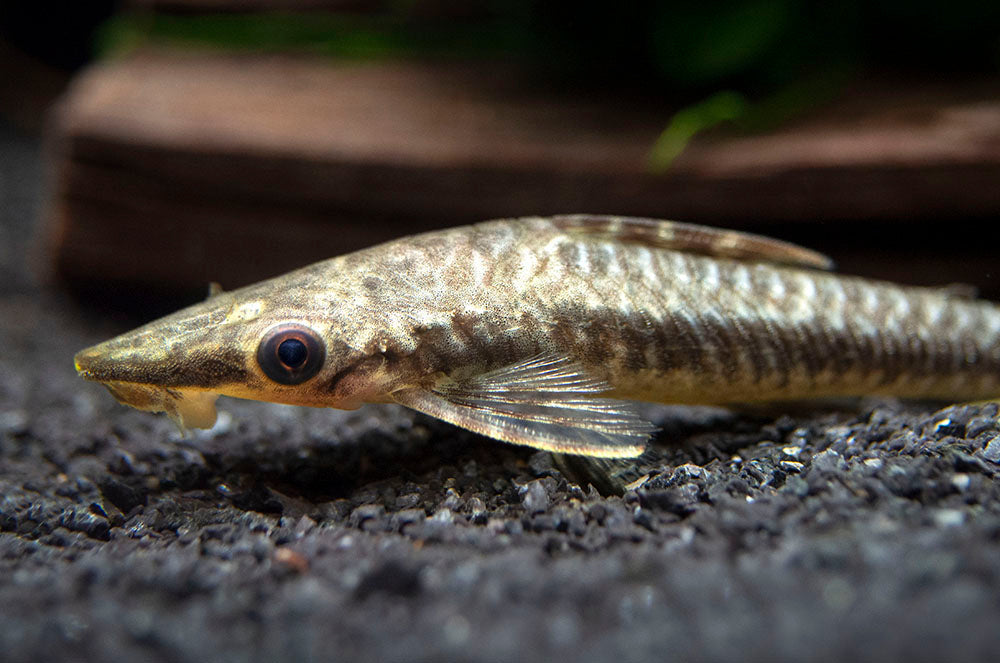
[
  {"left": 549, "top": 215, "right": 834, "bottom": 271},
  {"left": 940, "top": 283, "right": 978, "bottom": 300}
]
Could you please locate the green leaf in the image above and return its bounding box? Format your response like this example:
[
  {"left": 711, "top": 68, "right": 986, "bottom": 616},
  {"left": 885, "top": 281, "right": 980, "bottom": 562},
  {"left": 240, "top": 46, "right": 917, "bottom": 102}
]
[{"left": 648, "top": 91, "right": 748, "bottom": 172}]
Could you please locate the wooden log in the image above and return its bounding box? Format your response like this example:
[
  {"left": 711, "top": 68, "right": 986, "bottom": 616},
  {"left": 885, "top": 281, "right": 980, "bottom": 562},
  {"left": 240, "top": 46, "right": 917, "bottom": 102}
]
[{"left": 47, "top": 51, "right": 1000, "bottom": 302}]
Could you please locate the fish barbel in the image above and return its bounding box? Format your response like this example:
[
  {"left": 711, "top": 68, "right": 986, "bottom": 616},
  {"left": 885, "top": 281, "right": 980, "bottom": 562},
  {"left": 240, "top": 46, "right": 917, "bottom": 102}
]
[{"left": 74, "top": 215, "right": 1000, "bottom": 457}]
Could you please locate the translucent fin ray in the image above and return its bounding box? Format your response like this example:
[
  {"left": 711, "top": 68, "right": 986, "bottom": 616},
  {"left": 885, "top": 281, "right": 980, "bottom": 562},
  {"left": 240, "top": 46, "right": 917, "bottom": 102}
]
[{"left": 392, "top": 354, "right": 655, "bottom": 458}]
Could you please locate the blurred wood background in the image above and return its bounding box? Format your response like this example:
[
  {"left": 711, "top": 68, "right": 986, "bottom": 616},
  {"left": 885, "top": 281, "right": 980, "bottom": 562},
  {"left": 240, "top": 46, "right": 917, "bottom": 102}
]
[{"left": 47, "top": 49, "right": 1000, "bottom": 302}]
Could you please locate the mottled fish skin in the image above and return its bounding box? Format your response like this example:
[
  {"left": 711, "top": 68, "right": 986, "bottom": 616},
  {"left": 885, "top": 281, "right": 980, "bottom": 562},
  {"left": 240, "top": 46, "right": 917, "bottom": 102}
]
[
  {"left": 75, "top": 215, "right": 1000, "bottom": 457},
  {"left": 336, "top": 216, "right": 1000, "bottom": 404}
]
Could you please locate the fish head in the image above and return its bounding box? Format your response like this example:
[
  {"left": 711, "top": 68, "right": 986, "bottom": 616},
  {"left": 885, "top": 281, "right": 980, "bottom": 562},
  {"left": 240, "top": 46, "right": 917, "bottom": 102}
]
[{"left": 74, "top": 269, "right": 392, "bottom": 432}]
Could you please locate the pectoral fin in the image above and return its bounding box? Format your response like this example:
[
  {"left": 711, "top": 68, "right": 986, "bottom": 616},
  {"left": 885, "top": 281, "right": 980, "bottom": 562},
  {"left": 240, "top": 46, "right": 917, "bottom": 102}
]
[{"left": 391, "top": 355, "right": 655, "bottom": 457}]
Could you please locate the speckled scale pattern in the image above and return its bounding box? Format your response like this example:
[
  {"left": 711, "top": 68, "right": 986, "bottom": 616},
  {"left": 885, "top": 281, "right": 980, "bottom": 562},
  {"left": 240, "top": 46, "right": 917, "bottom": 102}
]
[{"left": 359, "top": 216, "right": 1000, "bottom": 405}]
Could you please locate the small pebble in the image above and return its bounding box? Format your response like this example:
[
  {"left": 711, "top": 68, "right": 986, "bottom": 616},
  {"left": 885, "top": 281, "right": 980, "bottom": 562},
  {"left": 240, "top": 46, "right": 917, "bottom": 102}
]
[
  {"left": 520, "top": 480, "right": 549, "bottom": 514},
  {"left": 274, "top": 547, "right": 309, "bottom": 573},
  {"left": 431, "top": 508, "right": 455, "bottom": 524},
  {"left": 672, "top": 464, "right": 706, "bottom": 480},
  {"left": 350, "top": 504, "right": 385, "bottom": 526},
  {"left": 467, "top": 497, "right": 486, "bottom": 516},
  {"left": 394, "top": 508, "right": 426, "bottom": 526},
  {"left": 980, "top": 435, "right": 1000, "bottom": 463},
  {"left": 442, "top": 488, "right": 462, "bottom": 511},
  {"left": 779, "top": 460, "right": 804, "bottom": 473},
  {"left": 966, "top": 417, "right": 998, "bottom": 439},
  {"left": 812, "top": 449, "right": 846, "bottom": 472},
  {"left": 781, "top": 446, "right": 803, "bottom": 460},
  {"left": 933, "top": 509, "right": 965, "bottom": 528},
  {"left": 933, "top": 417, "right": 952, "bottom": 433}
]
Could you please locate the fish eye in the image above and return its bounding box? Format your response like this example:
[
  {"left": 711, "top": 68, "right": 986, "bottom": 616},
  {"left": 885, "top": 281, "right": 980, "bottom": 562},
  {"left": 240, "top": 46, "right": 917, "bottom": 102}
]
[{"left": 257, "top": 324, "right": 325, "bottom": 385}]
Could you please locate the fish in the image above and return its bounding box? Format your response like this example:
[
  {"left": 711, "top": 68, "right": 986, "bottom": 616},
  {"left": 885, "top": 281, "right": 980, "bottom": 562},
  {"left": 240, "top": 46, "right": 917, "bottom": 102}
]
[{"left": 74, "top": 215, "right": 1000, "bottom": 458}]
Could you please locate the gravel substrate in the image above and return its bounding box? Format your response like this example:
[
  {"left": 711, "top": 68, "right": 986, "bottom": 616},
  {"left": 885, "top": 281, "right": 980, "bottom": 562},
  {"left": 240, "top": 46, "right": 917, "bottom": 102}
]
[{"left": 3, "top": 124, "right": 1000, "bottom": 662}]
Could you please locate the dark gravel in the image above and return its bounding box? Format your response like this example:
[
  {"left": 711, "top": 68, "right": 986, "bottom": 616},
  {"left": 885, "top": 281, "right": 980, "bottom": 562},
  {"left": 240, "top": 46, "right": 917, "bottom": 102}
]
[{"left": 4, "top": 123, "right": 1000, "bottom": 662}]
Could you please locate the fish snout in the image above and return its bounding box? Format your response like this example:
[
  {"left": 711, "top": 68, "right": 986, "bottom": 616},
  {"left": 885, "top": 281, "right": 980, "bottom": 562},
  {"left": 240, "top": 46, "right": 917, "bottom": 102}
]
[
  {"left": 74, "top": 345, "right": 109, "bottom": 382},
  {"left": 73, "top": 334, "right": 170, "bottom": 385}
]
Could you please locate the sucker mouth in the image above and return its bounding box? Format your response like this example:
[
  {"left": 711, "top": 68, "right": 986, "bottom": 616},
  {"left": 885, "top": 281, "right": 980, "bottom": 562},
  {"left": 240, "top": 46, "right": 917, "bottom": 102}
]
[
  {"left": 99, "top": 380, "right": 220, "bottom": 432},
  {"left": 76, "top": 342, "right": 222, "bottom": 433}
]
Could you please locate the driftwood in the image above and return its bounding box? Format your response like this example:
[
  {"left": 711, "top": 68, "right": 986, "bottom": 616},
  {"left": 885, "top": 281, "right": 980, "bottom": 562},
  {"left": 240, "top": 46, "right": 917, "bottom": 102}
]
[{"left": 47, "top": 50, "right": 1000, "bottom": 298}]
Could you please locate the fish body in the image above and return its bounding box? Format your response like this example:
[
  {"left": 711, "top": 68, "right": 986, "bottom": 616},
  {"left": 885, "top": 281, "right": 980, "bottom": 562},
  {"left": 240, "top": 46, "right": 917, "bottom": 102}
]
[{"left": 75, "top": 215, "right": 1000, "bottom": 457}]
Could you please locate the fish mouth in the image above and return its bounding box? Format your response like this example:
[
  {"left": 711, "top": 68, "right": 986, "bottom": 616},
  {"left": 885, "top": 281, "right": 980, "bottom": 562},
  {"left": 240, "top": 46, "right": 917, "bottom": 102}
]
[
  {"left": 76, "top": 348, "right": 219, "bottom": 432},
  {"left": 99, "top": 380, "right": 220, "bottom": 432}
]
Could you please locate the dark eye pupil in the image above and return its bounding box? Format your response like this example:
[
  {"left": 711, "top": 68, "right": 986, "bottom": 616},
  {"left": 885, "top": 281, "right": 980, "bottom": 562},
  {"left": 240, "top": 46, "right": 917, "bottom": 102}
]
[
  {"left": 277, "top": 338, "right": 308, "bottom": 368},
  {"left": 258, "top": 324, "right": 324, "bottom": 385}
]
